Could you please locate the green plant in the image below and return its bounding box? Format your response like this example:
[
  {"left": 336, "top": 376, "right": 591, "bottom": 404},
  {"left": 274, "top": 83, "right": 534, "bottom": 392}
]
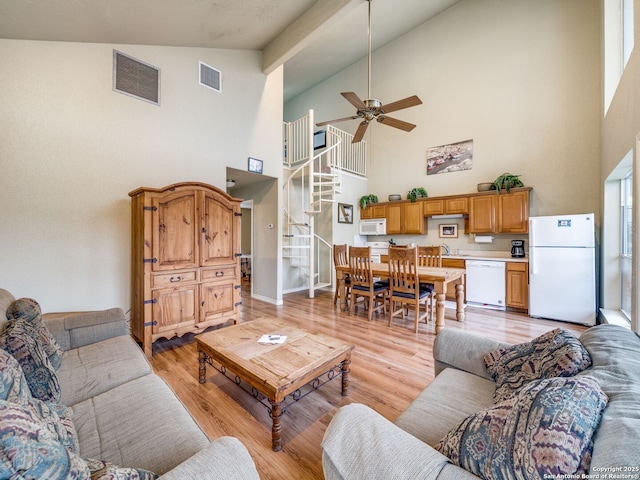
[
  {"left": 359, "top": 194, "right": 379, "bottom": 209},
  {"left": 492, "top": 173, "right": 524, "bottom": 193},
  {"left": 406, "top": 187, "right": 428, "bottom": 202}
]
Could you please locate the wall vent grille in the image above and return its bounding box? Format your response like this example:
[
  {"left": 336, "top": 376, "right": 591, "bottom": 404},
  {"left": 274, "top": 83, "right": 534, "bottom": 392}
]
[
  {"left": 113, "top": 50, "right": 160, "bottom": 105},
  {"left": 199, "top": 61, "right": 221, "bottom": 93}
]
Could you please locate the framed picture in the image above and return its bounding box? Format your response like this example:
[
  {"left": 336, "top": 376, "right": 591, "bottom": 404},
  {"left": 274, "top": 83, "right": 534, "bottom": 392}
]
[
  {"left": 337, "top": 203, "right": 353, "bottom": 224},
  {"left": 248, "top": 157, "right": 263, "bottom": 174},
  {"left": 439, "top": 224, "right": 458, "bottom": 238}
]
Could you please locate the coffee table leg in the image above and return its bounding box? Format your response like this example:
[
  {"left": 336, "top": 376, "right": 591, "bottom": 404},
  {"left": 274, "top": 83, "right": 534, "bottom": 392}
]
[
  {"left": 341, "top": 357, "right": 351, "bottom": 396},
  {"left": 270, "top": 401, "right": 283, "bottom": 452},
  {"left": 198, "top": 349, "right": 207, "bottom": 384}
]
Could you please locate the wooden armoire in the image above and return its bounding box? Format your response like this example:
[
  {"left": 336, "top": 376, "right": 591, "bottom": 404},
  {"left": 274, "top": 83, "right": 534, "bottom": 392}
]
[{"left": 129, "top": 182, "right": 242, "bottom": 357}]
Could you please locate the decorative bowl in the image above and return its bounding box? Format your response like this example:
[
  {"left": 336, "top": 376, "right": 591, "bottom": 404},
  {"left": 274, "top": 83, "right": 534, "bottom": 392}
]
[
  {"left": 388, "top": 194, "right": 401, "bottom": 201},
  {"left": 477, "top": 183, "right": 494, "bottom": 192}
]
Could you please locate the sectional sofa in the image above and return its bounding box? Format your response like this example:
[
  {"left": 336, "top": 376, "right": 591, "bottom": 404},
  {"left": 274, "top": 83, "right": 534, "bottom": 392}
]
[{"left": 0, "top": 288, "right": 259, "bottom": 479}]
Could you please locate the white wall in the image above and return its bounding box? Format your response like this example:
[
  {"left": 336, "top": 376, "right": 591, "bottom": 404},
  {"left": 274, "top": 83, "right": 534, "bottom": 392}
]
[
  {"left": 0, "top": 40, "right": 283, "bottom": 312},
  {"left": 286, "top": 0, "right": 601, "bottom": 221}
]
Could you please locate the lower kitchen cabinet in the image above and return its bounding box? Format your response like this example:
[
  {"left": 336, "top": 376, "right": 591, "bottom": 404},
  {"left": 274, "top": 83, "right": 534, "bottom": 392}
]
[{"left": 506, "top": 262, "right": 528, "bottom": 310}]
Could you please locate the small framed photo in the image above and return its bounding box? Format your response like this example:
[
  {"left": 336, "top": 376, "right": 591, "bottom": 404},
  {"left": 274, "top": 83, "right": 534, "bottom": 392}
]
[
  {"left": 439, "top": 224, "right": 458, "bottom": 238},
  {"left": 248, "top": 157, "right": 263, "bottom": 174},
  {"left": 337, "top": 203, "right": 353, "bottom": 224}
]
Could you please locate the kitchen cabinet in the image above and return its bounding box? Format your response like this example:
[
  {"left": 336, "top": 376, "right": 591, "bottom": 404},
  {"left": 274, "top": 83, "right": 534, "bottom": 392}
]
[
  {"left": 506, "top": 261, "right": 528, "bottom": 310},
  {"left": 129, "top": 182, "right": 242, "bottom": 357},
  {"left": 360, "top": 204, "right": 385, "bottom": 219},
  {"left": 441, "top": 258, "right": 466, "bottom": 302},
  {"left": 444, "top": 197, "right": 468, "bottom": 214},
  {"left": 422, "top": 196, "right": 468, "bottom": 217},
  {"left": 468, "top": 195, "right": 497, "bottom": 233},
  {"left": 468, "top": 188, "right": 530, "bottom": 234},
  {"left": 403, "top": 201, "right": 425, "bottom": 234},
  {"left": 498, "top": 190, "right": 529, "bottom": 233},
  {"left": 385, "top": 201, "right": 425, "bottom": 234}
]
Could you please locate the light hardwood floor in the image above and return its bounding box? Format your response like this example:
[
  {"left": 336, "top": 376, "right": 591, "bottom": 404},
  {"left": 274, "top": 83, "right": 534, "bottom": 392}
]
[{"left": 150, "top": 287, "right": 587, "bottom": 480}]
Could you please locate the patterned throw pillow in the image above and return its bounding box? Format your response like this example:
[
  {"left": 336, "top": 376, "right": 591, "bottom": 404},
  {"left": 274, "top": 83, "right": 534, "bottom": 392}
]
[
  {"left": 6, "top": 298, "right": 63, "bottom": 370},
  {"left": 435, "top": 376, "right": 608, "bottom": 480},
  {"left": 85, "top": 458, "right": 158, "bottom": 480},
  {"left": 483, "top": 328, "right": 592, "bottom": 402},
  {"left": 0, "top": 319, "right": 61, "bottom": 402},
  {"left": 0, "top": 348, "right": 33, "bottom": 404},
  {"left": 0, "top": 399, "right": 90, "bottom": 479}
]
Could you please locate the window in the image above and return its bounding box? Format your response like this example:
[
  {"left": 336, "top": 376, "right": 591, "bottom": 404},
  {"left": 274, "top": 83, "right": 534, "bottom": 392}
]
[{"left": 621, "top": 169, "right": 632, "bottom": 317}]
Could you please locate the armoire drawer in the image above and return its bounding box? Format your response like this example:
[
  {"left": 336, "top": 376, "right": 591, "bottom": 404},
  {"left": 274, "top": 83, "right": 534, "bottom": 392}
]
[
  {"left": 201, "top": 266, "right": 237, "bottom": 281},
  {"left": 152, "top": 270, "right": 197, "bottom": 287}
]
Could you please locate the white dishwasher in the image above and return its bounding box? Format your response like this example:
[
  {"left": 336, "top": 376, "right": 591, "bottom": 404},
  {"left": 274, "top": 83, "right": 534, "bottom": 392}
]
[{"left": 465, "top": 260, "right": 506, "bottom": 309}]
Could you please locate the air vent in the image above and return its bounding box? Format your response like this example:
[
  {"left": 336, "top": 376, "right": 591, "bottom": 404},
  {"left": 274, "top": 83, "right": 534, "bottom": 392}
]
[
  {"left": 199, "top": 61, "right": 221, "bottom": 93},
  {"left": 113, "top": 50, "right": 160, "bottom": 105}
]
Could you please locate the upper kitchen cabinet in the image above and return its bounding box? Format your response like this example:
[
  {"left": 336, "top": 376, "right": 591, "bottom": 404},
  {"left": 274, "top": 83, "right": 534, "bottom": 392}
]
[
  {"left": 468, "top": 188, "right": 531, "bottom": 234},
  {"left": 422, "top": 196, "right": 468, "bottom": 216},
  {"left": 360, "top": 203, "right": 385, "bottom": 219},
  {"left": 385, "top": 201, "right": 425, "bottom": 235}
]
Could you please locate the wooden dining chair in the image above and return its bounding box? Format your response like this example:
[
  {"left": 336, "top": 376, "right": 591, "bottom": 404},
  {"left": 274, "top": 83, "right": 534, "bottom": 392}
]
[
  {"left": 348, "top": 246, "right": 389, "bottom": 322},
  {"left": 333, "top": 244, "right": 350, "bottom": 307},
  {"left": 417, "top": 246, "right": 442, "bottom": 322},
  {"left": 388, "top": 246, "right": 431, "bottom": 333}
]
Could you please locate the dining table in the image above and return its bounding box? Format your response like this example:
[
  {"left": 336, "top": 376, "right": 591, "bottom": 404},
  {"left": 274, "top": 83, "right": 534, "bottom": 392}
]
[{"left": 335, "top": 263, "right": 466, "bottom": 334}]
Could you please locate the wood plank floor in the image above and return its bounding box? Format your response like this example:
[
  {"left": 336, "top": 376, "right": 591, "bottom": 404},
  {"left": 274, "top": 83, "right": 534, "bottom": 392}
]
[{"left": 149, "top": 287, "right": 587, "bottom": 480}]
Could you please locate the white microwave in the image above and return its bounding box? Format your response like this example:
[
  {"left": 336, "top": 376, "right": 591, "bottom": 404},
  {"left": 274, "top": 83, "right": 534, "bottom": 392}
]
[{"left": 359, "top": 219, "right": 386, "bottom": 236}]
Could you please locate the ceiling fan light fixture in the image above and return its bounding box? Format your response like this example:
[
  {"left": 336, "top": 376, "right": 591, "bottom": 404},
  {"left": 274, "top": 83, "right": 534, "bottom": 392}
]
[{"left": 315, "top": 0, "right": 422, "bottom": 142}]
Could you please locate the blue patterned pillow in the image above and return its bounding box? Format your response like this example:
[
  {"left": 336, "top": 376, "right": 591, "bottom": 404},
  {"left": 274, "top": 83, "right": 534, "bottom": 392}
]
[
  {"left": 6, "top": 298, "right": 63, "bottom": 370},
  {"left": 0, "top": 348, "right": 32, "bottom": 404},
  {"left": 0, "top": 399, "right": 89, "bottom": 479},
  {"left": 85, "top": 458, "right": 158, "bottom": 480},
  {"left": 0, "top": 320, "right": 61, "bottom": 402},
  {"left": 435, "top": 376, "right": 607, "bottom": 480},
  {"left": 484, "top": 328, "right": 592, "bottom": 402}
]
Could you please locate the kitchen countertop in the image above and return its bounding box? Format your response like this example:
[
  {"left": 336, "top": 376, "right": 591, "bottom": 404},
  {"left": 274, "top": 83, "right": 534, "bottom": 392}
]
[{"left": 442, "top": 250, "right": 528, "bottom": 263}]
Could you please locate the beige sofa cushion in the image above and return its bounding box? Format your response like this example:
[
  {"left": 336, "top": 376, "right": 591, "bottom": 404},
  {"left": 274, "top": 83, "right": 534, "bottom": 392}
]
[
  {"left": 57, "top": 335, "right": 152, "bottom": 406},
  {"left": 72, "top": 374, "right": 210, "bottom": 475},
  {"left": 395, "top": 367, "right": 496, "bottom": 446}
]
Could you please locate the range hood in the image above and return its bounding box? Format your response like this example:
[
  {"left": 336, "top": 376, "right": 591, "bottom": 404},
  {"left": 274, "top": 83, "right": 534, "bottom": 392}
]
[{"left": 431, "top": 214, "right": 464, "bottom": 219}]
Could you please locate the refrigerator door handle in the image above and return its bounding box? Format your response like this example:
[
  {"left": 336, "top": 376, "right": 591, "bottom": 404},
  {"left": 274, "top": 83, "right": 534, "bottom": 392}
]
[{"left": 530, "top": 248, "right": 536, "bottom": 275}]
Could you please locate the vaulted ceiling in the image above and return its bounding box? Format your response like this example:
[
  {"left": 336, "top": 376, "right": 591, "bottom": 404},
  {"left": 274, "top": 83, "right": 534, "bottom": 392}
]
[{"left": 0, "top": 0, "right": 460, "bottom": 101}]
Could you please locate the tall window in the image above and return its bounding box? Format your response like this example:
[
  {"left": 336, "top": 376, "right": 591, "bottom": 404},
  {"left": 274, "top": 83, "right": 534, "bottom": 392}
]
[{"left": 621, "top": 169, "right": 633, "bottom": 317}]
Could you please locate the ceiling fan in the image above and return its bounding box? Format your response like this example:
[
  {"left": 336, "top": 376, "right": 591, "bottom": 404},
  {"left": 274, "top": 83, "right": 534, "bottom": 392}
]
[{"left": 316, "top": 0, "right": 422, "bottom": 143}]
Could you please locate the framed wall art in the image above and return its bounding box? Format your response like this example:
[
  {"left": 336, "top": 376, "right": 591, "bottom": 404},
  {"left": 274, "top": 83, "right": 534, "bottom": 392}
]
[
  {"left": 337, "top": 203, "right": 353, "bottom": 224},
  {"left": 439, "top": 224, "right": 458, "bottom": 238}
]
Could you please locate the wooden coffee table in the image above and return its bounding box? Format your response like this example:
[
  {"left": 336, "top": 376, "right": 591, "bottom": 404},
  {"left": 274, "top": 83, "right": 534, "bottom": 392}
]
[{"left": 196, "top": 318, "right": 355, "bottom": 451}]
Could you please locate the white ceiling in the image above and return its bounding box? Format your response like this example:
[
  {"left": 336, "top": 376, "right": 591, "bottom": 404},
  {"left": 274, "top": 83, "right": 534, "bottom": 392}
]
[{"left": 0, "top": 0, "right": 460, "bottom": 101}]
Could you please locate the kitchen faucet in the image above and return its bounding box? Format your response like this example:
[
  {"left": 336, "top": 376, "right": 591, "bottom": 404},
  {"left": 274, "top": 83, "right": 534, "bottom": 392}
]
[{"left": 441, "top": 244, "right": 451, "bottom": 255}]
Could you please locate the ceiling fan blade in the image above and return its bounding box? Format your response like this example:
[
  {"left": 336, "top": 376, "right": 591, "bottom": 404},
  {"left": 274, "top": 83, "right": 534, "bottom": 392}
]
[
  {"left": 377, "top": 115, "right": 416, "bottom": 132},
  {"left": 316, "top": 115, "right": 360, "bottom": 127},
  {"left": 352, "top": 121, "right": 370, "bottom": 143},
  {"left": 379, "top": 95, "right": 422, "bottom": 114},
  {"left": 341, "top": 92, "right": 366, "bottom": 109}
]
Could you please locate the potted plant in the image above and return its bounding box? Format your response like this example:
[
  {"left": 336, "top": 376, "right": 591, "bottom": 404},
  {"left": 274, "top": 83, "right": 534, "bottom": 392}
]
[
  {"left": 492, "top": 173, "right": 524, "bottom": 193},
  {"left": 359, "top": 194, "right": 379, "bottom": 209},
  {"left": 407, "top": 187, "right": 428, "bottom": 202}
]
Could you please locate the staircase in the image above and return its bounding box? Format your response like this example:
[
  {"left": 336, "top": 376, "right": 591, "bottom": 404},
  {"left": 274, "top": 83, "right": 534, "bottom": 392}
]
[{"left": 282, "top": 110, "right": 366, "bottom": 297}]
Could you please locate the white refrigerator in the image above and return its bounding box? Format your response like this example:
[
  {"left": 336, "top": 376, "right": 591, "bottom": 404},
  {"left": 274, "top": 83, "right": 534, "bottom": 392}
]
[{"left": 529, "top": 213, "right": 596, "bottom": 326}]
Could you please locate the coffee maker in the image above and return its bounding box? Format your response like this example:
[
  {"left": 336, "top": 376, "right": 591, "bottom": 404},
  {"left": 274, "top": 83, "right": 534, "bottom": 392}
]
[{"left": 511, "top": 240, "right": 525, "bottom": 258}]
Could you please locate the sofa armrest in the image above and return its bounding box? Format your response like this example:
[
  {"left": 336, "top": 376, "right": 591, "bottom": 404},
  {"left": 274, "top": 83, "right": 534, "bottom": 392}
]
[
  {"left": 158, "top": 437, "right": 259, "bottom": 480},
  {"left": 322, "top": 403, "right": 450, "bottom": 480},
  {"left": 433, "top": 329, "right": 509, "bottom": 380},
  {"left": 43, "top": 308, "right": 128, "bottom": 351}
]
